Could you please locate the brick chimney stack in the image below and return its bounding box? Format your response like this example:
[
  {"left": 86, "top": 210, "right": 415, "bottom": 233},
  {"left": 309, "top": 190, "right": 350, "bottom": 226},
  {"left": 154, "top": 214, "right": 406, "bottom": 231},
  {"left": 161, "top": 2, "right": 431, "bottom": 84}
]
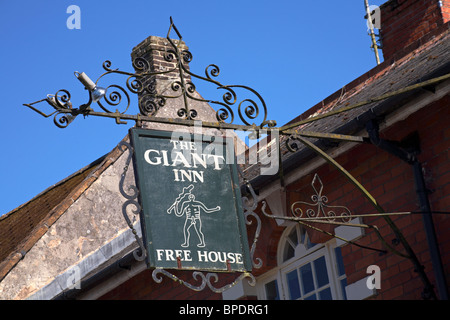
[
  {"left": 131, "top": 36, "right": 192, "bottom": 88},
  {"left": 379, "top": 0, "right": 450, "bottom": 61},
  {"left": 129, "top": 35, "right": 220, "bottom": 131}
]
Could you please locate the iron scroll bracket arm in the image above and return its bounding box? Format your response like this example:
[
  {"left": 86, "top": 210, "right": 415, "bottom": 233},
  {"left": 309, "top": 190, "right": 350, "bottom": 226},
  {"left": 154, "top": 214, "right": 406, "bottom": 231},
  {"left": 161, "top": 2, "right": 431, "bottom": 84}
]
[{"left": 118, "top": 141, "right": 147, "bottom": 262}]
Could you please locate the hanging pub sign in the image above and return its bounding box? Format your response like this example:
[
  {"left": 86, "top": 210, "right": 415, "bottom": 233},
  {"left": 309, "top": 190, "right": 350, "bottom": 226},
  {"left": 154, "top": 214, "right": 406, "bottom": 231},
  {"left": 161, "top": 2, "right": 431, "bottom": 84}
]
[{"left": 129, "top": 128, "right": 252, "bottom": 272}]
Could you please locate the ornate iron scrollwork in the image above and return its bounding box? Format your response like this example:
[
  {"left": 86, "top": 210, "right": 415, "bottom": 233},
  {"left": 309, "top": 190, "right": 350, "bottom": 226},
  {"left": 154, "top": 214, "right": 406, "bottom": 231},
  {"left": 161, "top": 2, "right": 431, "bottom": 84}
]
[
  {"left": 152, "top": 269, "right": 256, "bottom": 293},
  {"left": 290, "top": 174, "right": 352, "bottom": 223},
  {"left": 118, "top": 141, "right": 146, "bottom": 261},
  {"left": 23, "top": 17, "right": 274, "bottom": 131}
]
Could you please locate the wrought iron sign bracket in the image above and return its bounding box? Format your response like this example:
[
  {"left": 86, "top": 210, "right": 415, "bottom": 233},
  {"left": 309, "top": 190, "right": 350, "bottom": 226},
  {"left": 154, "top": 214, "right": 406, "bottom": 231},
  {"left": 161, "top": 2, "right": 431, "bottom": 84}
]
[
  {"left": 22, "top": 15, "right": 450, "bottom": 138},
  {"left": 22, "top": 18, "right": 449, "bottom": 297}
]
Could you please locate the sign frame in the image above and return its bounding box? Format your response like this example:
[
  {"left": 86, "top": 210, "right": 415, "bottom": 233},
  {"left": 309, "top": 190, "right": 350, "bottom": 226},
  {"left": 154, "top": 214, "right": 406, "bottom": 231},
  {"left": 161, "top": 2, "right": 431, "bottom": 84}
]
[{"left": 129, "top": 128, "right": 252, "bottom": 273}]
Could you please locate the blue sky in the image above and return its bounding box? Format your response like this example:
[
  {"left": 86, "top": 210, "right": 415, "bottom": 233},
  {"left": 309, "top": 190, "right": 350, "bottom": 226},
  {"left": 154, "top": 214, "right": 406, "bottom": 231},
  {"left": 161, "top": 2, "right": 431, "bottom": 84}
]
[{"left": 0, "top": 0, "right": 386, "bottom": 215}]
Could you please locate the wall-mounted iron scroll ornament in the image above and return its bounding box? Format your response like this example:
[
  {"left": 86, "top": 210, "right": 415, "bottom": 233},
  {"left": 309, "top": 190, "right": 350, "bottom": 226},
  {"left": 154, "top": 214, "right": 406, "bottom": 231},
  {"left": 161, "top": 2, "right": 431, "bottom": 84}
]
[{"left": 23, "top": 18, "right": 449, "bottom": 297}]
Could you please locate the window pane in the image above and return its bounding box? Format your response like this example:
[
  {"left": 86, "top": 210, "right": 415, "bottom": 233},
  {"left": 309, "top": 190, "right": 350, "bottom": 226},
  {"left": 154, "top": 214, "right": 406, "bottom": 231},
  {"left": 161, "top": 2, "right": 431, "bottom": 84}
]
[
  {"left": 304, "top": 293, "right": 317, "bottom": 300},
  {"left": 340, "top": 278, "right": 348, "bottom": 300},
  {"left": 288, "top": 227, "right": 298, "bottom": 245},
  {"left": 334, "top": 247, "right": 345, "bottom": 276},
  {"left": 318, "top": 287, "right": 332, "bottom": 300},
  {"left": 300, "top": 263, "right": 315, "bottom": 294},
  {"left": 300, "top": 228, "right": 306, "bottom": 245},
  {"left": 265, "top": 280, "right": 279, "bottom": 300},
  {"left": 305, "top": 236, "right": 313, "bottom": 249},
  {"left": 284, "top": 244, "right": 295, "bottom": 262},
  {"left": 314, "top": 256, "right": 329, "bottom": 287},
  {"left": 286, "top": 270, "right": 301, "bottom": 300}
]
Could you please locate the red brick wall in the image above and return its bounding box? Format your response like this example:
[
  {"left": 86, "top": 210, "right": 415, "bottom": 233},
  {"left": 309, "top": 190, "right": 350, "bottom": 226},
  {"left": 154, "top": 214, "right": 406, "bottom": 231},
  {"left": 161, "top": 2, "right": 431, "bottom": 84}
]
[
  {"left": 328, "top": 95, "right": 449, "bottom": 299},
  {"left": 282, "top": 95, "right": 449, "bottom": 300},
  {"left": 441, "top": 0, "right": 450, "bottom": 22},
  {"left": 380, "top": 0, "right": 448, "bottom": 61}
]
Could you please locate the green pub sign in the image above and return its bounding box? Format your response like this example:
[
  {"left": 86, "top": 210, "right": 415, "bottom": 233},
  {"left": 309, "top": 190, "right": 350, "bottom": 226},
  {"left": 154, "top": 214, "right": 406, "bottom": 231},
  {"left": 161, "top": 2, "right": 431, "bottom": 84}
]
[{"left": 130, "top": 128, "right": 252, "bottom": 272}]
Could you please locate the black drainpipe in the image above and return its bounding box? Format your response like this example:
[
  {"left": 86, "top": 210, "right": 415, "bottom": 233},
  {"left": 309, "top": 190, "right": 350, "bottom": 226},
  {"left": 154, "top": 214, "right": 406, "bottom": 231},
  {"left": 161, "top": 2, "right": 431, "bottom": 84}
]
[
  {"left": 366, "top": 119, "right": 448, "bottom": 300},
  {"left": 412, "top": 160, "right": 449, "bottom": 300}
]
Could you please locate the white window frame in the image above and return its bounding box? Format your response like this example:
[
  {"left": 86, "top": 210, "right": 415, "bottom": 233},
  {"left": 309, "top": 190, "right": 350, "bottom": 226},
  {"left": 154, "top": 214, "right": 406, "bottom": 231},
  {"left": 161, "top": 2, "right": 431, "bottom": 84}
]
[{"left": 257, "top": 223, "right": 347, "bottom": 300}]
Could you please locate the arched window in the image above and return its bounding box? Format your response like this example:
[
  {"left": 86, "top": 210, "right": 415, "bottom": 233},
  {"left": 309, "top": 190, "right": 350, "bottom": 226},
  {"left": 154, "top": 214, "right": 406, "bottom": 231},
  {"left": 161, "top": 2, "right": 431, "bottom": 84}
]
[
  {"left": 258, "top": 223, "right": 347, "bottom": 300},
  {"left": 281, "top": 223, "right": 315, "bottom": 264}
]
